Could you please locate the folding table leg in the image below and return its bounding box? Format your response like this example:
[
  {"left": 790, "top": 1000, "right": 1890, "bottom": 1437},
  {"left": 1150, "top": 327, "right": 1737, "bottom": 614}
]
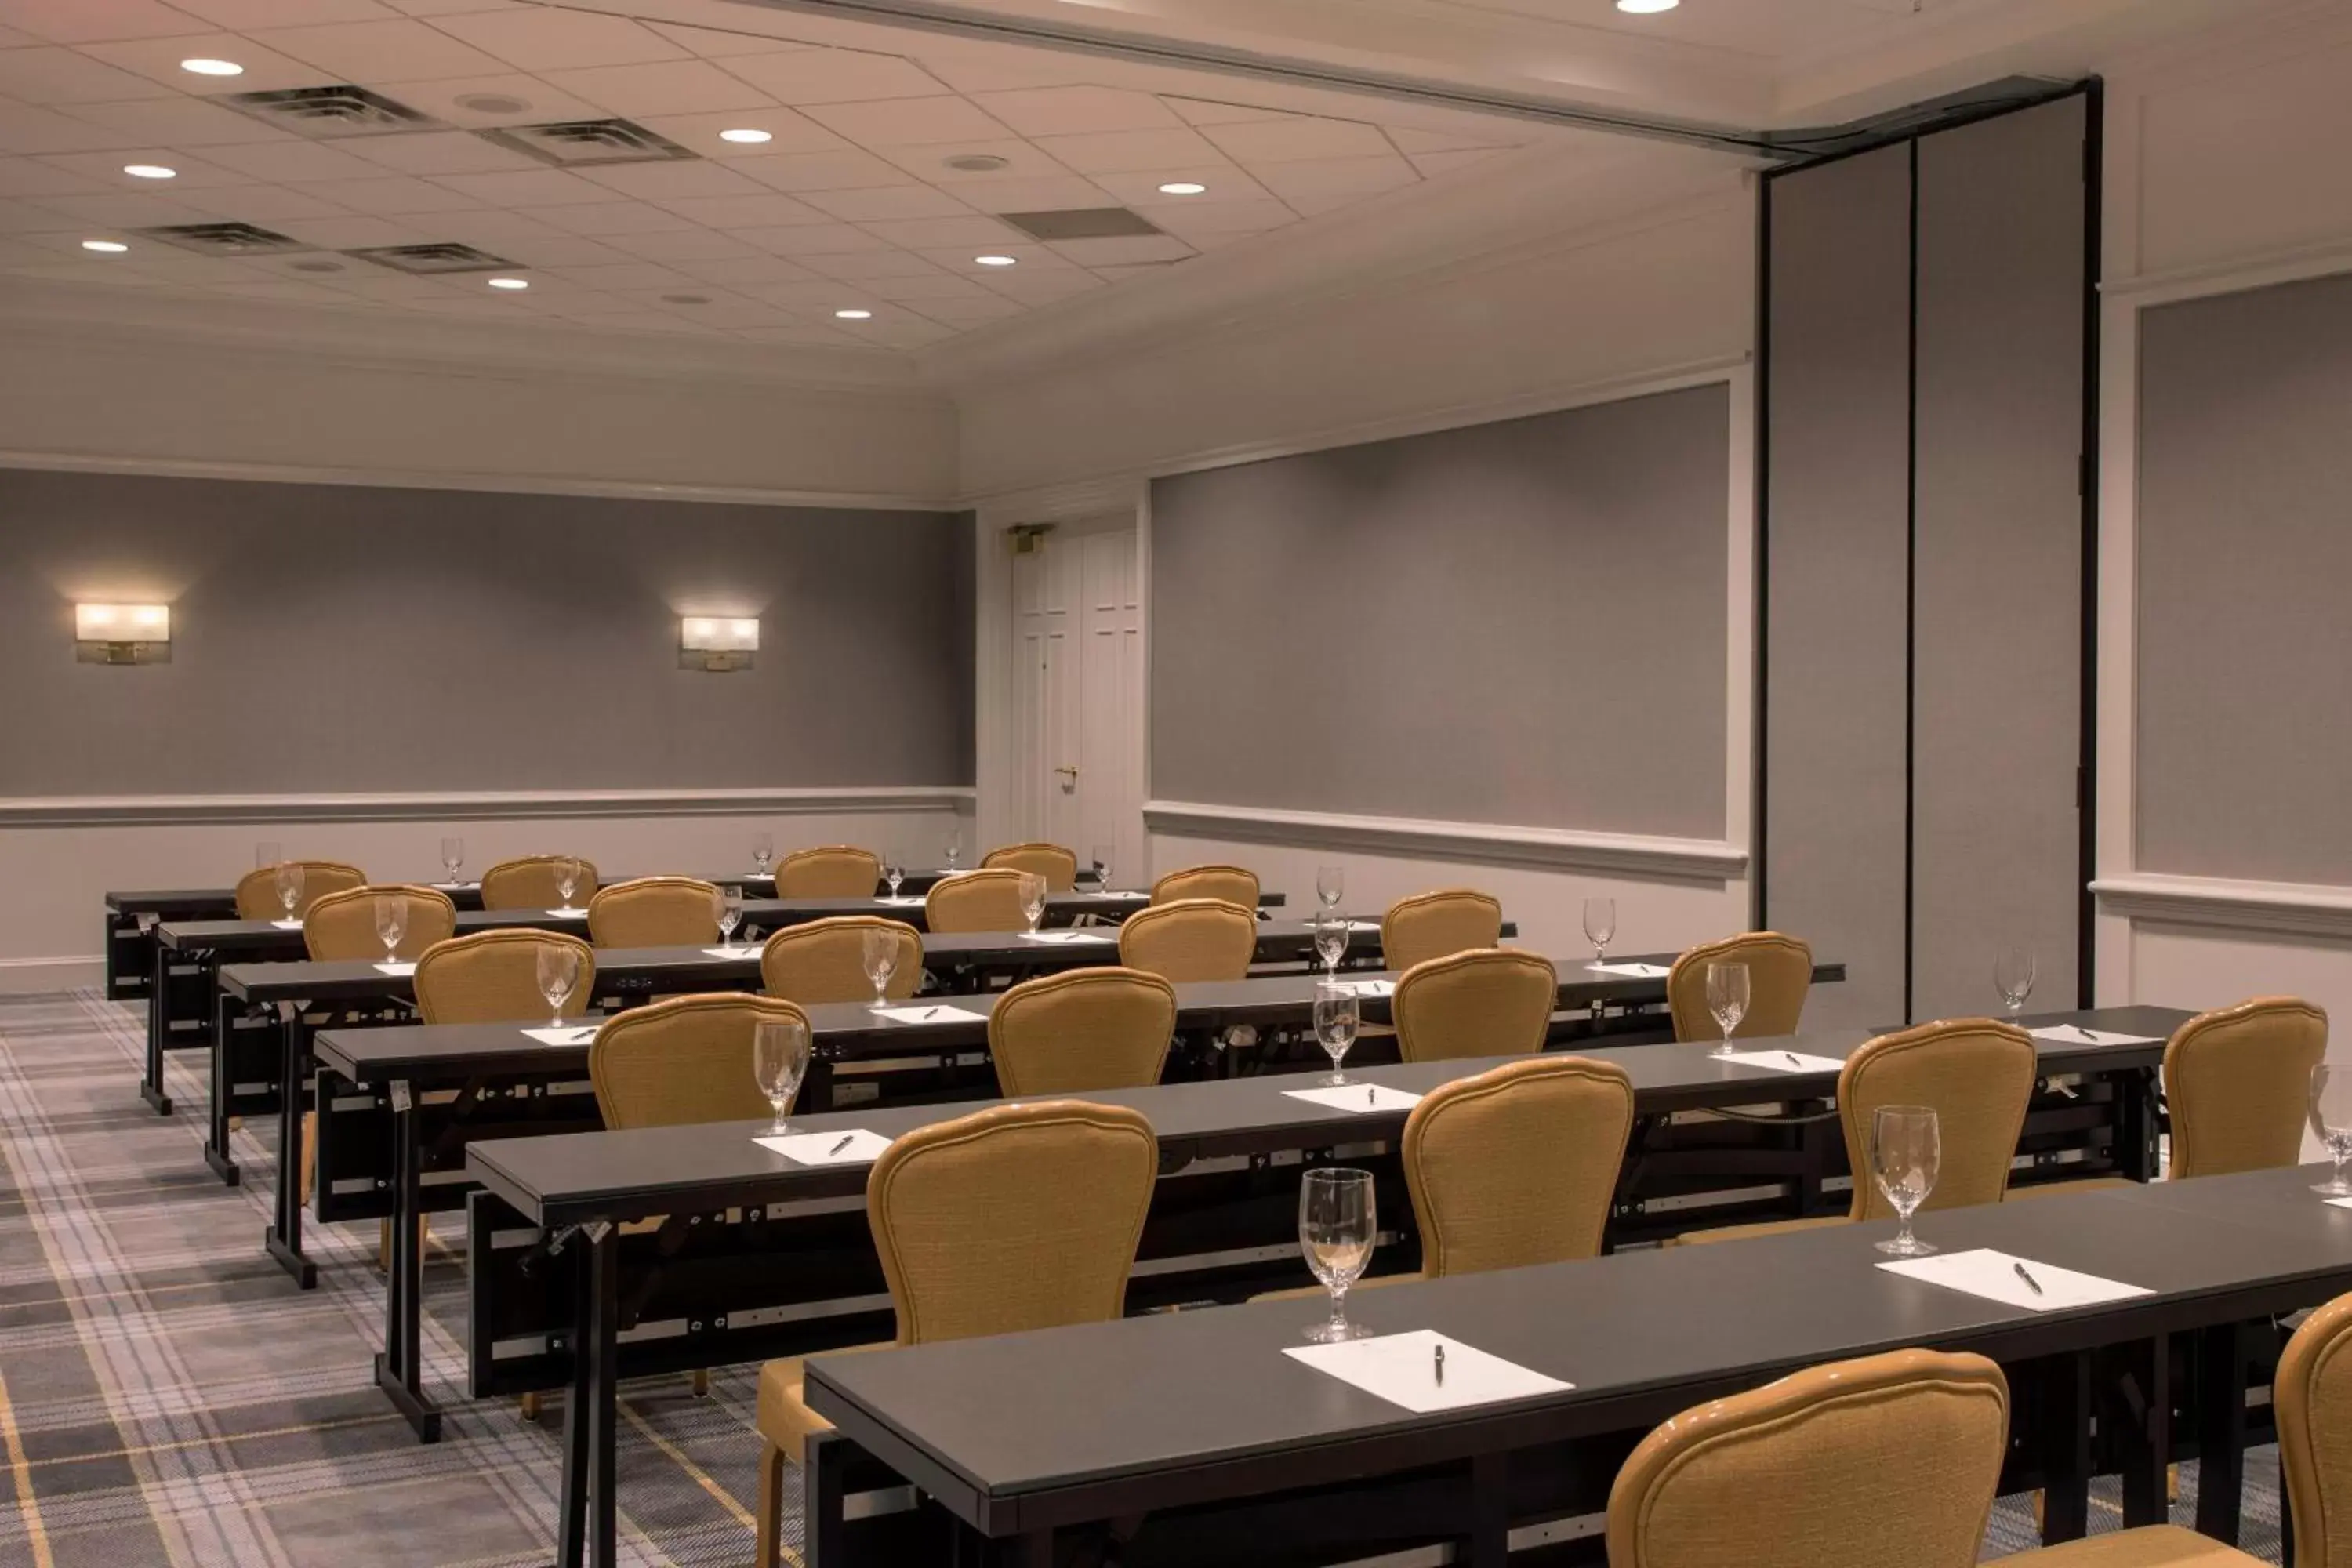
[
  {"left": 2194, "top": 1321, "right": 2249, "bottom": 1544},
  {"left": 264, "top": 1014, "right": 316, "bottom": 1289},
  {"left": 141, "top": 939, "right": 174, "bottom": 1115},
  {"left": 2116, "top": 1335, "right": 2173, "bottom": 1529},
  {"left": 557, "top": 1235, "right": 596, "bottom": 1568},
  {"left": 203, "top": 990, "right": 243, "bottom": 1185},
  {"left": 373, "top": 1083, "right": 441, "bottom": 1442},
  {"left": 2039, "top": 1352, "right": 2090, "bottom": 1544}
]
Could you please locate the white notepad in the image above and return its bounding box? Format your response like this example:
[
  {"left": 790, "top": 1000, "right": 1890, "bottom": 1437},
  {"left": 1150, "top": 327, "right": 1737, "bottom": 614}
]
[
  {"left": 270, "top": 918, "right": 304, "bottom": 931},
  {"left": 871, "top": 1004, "right": 989, "bottom": 1025},
  {"left": 1877, "top": 1247, "right": 2151, "bottom": 1312},
  {"left": 755, "top": 1128, "right": 892, "bottom": 1166},
  {"left": 877, "top": 895, "right": 924, "bottom": 906},
  {"left": 372, "top": 961, "right": 417, "bottom": 977},
  {"left": 1283, "top": 1083, "right": 1425, "bottom": 1114},
  {"left": 1286, "top": 1330, "right": 1572, "bottom": 1414},
  {"left": 1587, "top": 960, "right": 1672, "bottom": 978},
  {"left": 1344, "top": 920, "right": 1380, "bottom": 931},
  {"left": 1715, "top": 1048, "right": 1847, "bottom": 1074},
  {"left": 1018, "top": 930, "right": 1112, "bottom": 945},
  {"left": 1323, "top": 979, "right": 1396, "bottom": 999},
  {"left": 432, "top": 880, "right": 479, "bottom": 890},
  {"left": 546, "top": 906, "right": 588, "bottom": 919},
  {"left": 2029, "top": 1024, "right": 2161, "bottom": 1047},
  {"left": 702, "top": 946, "right": 757, "bottom": 960},
  {"left": 523, "top": 1025, "right": 600, "bottom": 1047},
  {"left": 2325, "top": 1196, "right": 2352, "bottom": 1213}
]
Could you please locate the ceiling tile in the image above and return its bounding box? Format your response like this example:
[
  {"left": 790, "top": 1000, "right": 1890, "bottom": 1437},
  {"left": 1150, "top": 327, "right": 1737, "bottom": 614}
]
[
  {"left": 575, "top": 158, "right": 767, "bottom": 201},
  {"left": 634, "top": 107, "right": 845, "bottom": 160},
  {"left": 1164, "top": 97, "right": 1306, "bottom": 128},
  {"left": 535, "top": 260, "right": 695, "bottom": 289},
  {"left": 539, "top": 59, "right": 773, "bottom": 118},
  {"left": 1251, "top": 153, "right": 1421, "bottom": 212},
  {"left": 378, "top": 0, "right": 535, "bottom": 14},
  {"left": 608, "top": 287, "right": 789, "bottom": 325},
  {"left": 1029, "top": 126, "right": 1221, "bottom": 174},
  {"left": 25, "top": 188, "right": 202, "bottom": 225},
  {"left": 663, "top": 251, "right": 818, "bottom": 285},
  {"left": 909, "top": 241, "right": 1080, "bottom": 274},
  {"left": 76, "top": 31, "right": 332, "bottom": 93},
  {"left": 367, "top": 73, "right": 607, "bottom": 128},
  {"left": 797, "top": 183, "right": 973, "bottom": 221},
  {"left": 1198, "top": 117, "right": 1396, "bottom": 163},
  {"left": 202, "top": 276, "right": 363, "bottom": 304},
  {"left": 481, "top": 231, "right": 634, "bottom": 267},
  {"left": 970, "top": 86, "right": 1181, "bottom": 137},
  {"left": 429, "top": 167, "right": 613, "bottom": 206},
  {"left": 198, "top": 137, "right": 387, "bottom": 183},
  {"left": 284, "top": 173, "right": 482, "bottom": 213},
  {"left": 0, "top": 194, "right": 74, "bottom": 230},
  {"left": 268, "top": 212, "right": 436, "bottom": 248},
  {"left": 717, "top": 49, "right": 946, "bottom": 107},
  {"left": 417, "top": 205, "right": 564, "bottom": 245},
  {"left": 978, "top": 267, "right": 1107, "bottom": 303},
  {"left": 0, "top": 155, "right": 105, "bottom": 196},
  {"left": 554, "top": 307, "right": 715, "bottom": 335},
  {"left": 855, "top": 213, "right": 1023, "bottom": 249},
  {"left": 876, "top": 136, "right": 1071, "bottom": 186},
  {"left": 835, "top": 315, "right": 952, "bottom": 347},
  {"left": 60, "top": 96, "right": 291, "bottom": 147},
  {"left": 38, "top": 147, "right": 245, "bottom": 187},
  {"left": 1088, "top": 166, "right": 1268, "bottom": 205},
  {"left": 426, "top": 8, "right": 687, "bottom": 70},
  {"left": 0, "top": 99, "right": 142, "bottom": 154},
  {"left": 0, "top": 0, "right": 194, "bottom": 43},
  {"left": 854, "top": 270, "right": 991, "bottom": 301},
  {"left": 306, "top": 264, "right": 448, "bottom": 296},
  {"left": 799, "top": 96, "right": 1013, "bottom": 150},
  {"left": 728, "top": 147, "right": 907, "bottom": 193},
  {"left": 733, "top": 220, "right": 892, "bottom": 256},
  {"left": 736, "top": 277, "right": 868, "bottom": 309},
  {"left": 598, "top": 226, "right": 760, "bottom": 263},
  {"left": 165, "top": 0, "right": 396, "bottom": 26},
  {"left": 652, "top": 190, "right": 828, "bottom": 230},
  {"left": 340, "top": 129, "right": 540, "bottom": 176},
  {"left": 797, "top": 248, "right": 949, "bottom": 280},
  {"left": 910, "top": 292, "right": 1024, "bottom": 324},
  {"left": 1138, "top": 195, "right": 1297, "bottom": 238},
  {"left": 0, "top": 46, "right": 165, "bottom": 103},
  {"left": 521, "top": 198, "right": 692, "bottom": 236},
  {"left": 1045, "top": 233, "right": 1193, "bottom": 267},
  {"left": 1409, "top": 147, "right": 1512, "bottom": 177},
  {"left": 641, "top": 20, "right": 818, "bottom": 60},
  {"left": 948, "top": 175, "right": 1118, "bottom": 215},
  {"left": 247, "top": 18, "right": 511, "bottom": 81},
  {"left": 183, "top": 182, "right": 353, "bottom": 222},
  {"left": 1386, "top": 125, "right": 1511, "bottom": 154},
  {"left": 910, "top": 51, "right": 1099, "bottom": 95}
]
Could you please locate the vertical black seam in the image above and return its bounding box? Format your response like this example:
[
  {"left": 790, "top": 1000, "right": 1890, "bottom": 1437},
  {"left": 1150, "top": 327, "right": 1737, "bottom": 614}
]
[
  {"left": 1904, "top": 136, "right": 1921, "bottom": 1025},
  {"left": 2078, "top": 81, "right": 2104, "bottom": 1007},
  {"left": 1754, "top": 171, "right": 1773, "bottom": 931}
]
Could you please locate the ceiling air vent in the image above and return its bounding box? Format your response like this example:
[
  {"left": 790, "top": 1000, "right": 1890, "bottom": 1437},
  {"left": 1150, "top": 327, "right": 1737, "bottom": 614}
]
[
  {"left": 476, "top": 118, "right": 695, "bottom": 169},
  {"left": 227, "top": 85, "right": 439, "bottom": 136},
  {"left": 1000, "top": 207, "right": 1165, "bottom": 241},
  {"left": 345, "top": 242, "right": 517, "bottom": 275},
  {"left": 133, "top": 221, "right": 310, "bottom": 257}
]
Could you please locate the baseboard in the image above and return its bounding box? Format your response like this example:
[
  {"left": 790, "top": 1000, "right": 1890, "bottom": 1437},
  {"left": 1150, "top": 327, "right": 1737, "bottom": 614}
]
[
  {"left": 1143, "top": 799, "right": 1746, "bottom": 882},
  {"left": 0, "top": 956, "right": 102, "bottom": 995}
]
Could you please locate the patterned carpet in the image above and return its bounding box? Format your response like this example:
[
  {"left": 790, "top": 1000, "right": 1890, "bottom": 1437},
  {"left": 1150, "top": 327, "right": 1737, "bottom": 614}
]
[{"left": 0, "top": 989, "right": 2286, "bottom": 1566}]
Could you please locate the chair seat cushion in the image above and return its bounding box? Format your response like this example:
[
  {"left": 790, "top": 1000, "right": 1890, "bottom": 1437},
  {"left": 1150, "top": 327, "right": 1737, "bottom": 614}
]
[
  {"left": 757, "top": 1342, "right": 889, "bottom": 1463},
  {"left": 1994, "top": 1523, "right": 2266, "bottom": 1565},
  {"left": 1670, "top": 1214, "right": 1850, "bottom": 1247}
]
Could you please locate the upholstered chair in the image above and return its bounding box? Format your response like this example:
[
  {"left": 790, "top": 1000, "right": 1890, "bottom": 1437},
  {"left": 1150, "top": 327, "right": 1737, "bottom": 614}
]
[
  {"left": 1151, "top": 864, "right": 1259, "bottom": 909},
  {"left": 479, "top": 855, "right": 599, "bottom": 912},
  {"left": 924, "top": 867, "right": 1029, "bottom": 934},
  {"left": 302, "top": 884, "right": 456, "bottom": 963},
  {"left": 234, "top": 860, "right": 365, "bottom": 920},
  {"left": 1381, "top": 888, "right": 1504, "bottom": 972},
  {"left": 412, "top": 930, "right": 594, "bottom": 1025},
  {"left": 774, "top": 846, "right": 883, "bottom": 899},
  {"left": 2275, "top": 1288, "right": 2352, "bottom": 1568},
  {"left": 585, "top": 876, "right": 719, "bottom": 948},
  {"left": 761, "top": 916, "right": 921, "bottom": 1007},
  {"left": 1117, "top": 897, "right": 1258, "bottom": 983},
  {"left": 989, "top": 967, "right": 1178, "bottom": 1096},
  {"left": 589, "top": 993, "right": 808, "bottom": 1130},
  {"left": 2165, "top": 996, "right": 2329, "bottom": 1180},
  {"left": 982, "top": 841, "right": 1079, "bottom": 891},
  {"left": 1666, "top": 931, "right": 1815, "bottom": 1043},
  {"left": 1393, "top": 948, "right": 1557, "bottom": 1063},
  {"left": 1410, "top": 1055, "right": 1635, "bottom": 1275}
]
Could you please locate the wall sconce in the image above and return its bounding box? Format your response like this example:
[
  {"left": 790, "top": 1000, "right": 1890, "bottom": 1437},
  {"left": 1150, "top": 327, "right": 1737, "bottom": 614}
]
[
  {"left": 681, "top": 616, "right": 757, "bottom": 673},
  {"left": 76, "top": 604, "right": 171, "bottom": 665}
]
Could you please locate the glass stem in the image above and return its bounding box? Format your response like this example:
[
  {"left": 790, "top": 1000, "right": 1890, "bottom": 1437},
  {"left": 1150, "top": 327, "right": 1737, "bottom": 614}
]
[{"left": 1327, "top": 1284, "right": 1348, "bottom": 1334}]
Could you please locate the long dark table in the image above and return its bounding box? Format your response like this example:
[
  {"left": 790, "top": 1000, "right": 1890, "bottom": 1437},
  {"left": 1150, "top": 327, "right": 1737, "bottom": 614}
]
[{"left": 801, "top": 1163, "right": 2341, "bottom": 1568}]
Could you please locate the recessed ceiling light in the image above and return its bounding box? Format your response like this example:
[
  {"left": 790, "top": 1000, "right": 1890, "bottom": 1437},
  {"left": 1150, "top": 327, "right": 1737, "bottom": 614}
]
[
  {"left": 974, "top": 254, "right": 1017, "bottom": 267},
  {"left": 1157, "top": 181, "right": 1207, "bottom": 196},
  {"left": 1616, "top": 0, "right": 1679, "bottom": 12},
  {"left": 719, "top": 127, "right": 772, "bottom": 144},
  {"left": 486, "top": 276, "right": 528, "bottom": 290},
  {"left": 180, "top": 57, "right": 243, "bottom": 76},
  {"left": 122, "top": 164, "right": 176, "bottom": 180},
  {"left": 834, "top": 308, "right": 873, "bottom": 320},
  {"left": 81, "top": 239, "right": 128, "bottom": 252}
]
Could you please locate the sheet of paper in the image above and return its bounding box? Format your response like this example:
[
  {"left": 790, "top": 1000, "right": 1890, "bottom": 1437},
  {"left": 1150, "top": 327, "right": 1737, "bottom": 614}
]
[
  {"left": 1587, "top": 960, "right": 1673, "bottom": 978},
  {"left": 1715, "top": 1048, "right": 1847, "bottom": 1074},
  {"left": 1283, "top": 1083, "right": 1425, "bottom": 1114},
  {"left": 754, "top": 1128, "right": 893, "bottom": 1166},
  {"left": 545, "top": 906, "right": 588, "bottom": 919},
  {"left": 1018, "top": 930, "right": 1112, "bottom": 945},
  {"left": 1878, "top": 1247, "right": 2151, "bottom": 1312},
  {"left": 2326, "top": 1196, "right": 2352, "bottom": 1213},
  {"left": 432, "top": 880, "right": 479, "bottom": 890},
  {"left": 372, "top": 960, "right": 417, "bottom": 977},
  {"left": 523, "top": 1025, "right": 600, "bottom": 1046},
  {"left": 871, "top": 1004, "right": 990, "bottom": 1025},
  {"left": 270, "top": 918, "right": 303, "bottom": 930},
  {"left": 701, "top": 946, "right": 758, "bottom": 960},
  {"left": 877, "top": 895, "right": 924, "bottom": 906},
  {"left": 2028, "top": 1024, "right": 2161, "bottom": 1047},
  {"left": 1345, "top": 920, "right": 1380, "bottom": 931},
  {"left": 1324, "top": 979, "right": 1395, "bottom": 999},
  {"left": 1285, "top": 1330, "right": 1572, "bottom": 1414}
]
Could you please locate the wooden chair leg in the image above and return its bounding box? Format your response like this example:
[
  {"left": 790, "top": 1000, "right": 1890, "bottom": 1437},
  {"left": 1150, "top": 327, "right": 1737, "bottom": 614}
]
[
  {"left": 691, "top": 1367, "right": 710, "bottom": 1396},
  {"left": 379, "top": 1218, "right": 392, "bottom": 1273},
  {"left": 756, "top": 1442, "right": 786, "bottom": 1568},
  {"left": 299, "top": 1110, "right": 318, "bottom": 1203}
]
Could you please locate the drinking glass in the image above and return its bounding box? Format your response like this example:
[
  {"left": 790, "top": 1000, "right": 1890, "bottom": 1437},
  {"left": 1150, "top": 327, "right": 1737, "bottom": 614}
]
[
  {"left": 754, "top": 1018, "right": 810, "bottom": 1134},
  {"left": 274, "top": 862, "right": 305, "bottom": 923},
  {"left": 1994, "top": 946, "right": 2037, "bottom": 1021},
  {"left": 554, "top": 856, "right": 583, "bottom": 909},
  {"left": 1018, "top": 872, "right": 1047, "bottom": 932},
  {"left": 256, "top": 841, "right": 281, "bottom": 871},
  {"left": 1090, "top": 843, "right": 1114, "bottom": 891},
  {"left": 943, "top": 829, "right": 962, "bottom": 871},
  {"left": 535, "top": 944, "right": 579, "bottom": 1028},
  {"left": 713, "top": 885, "right": 743, "bottom": 950},
  {"left": 375, "top": 895, "right": 406, "bottom": 965},
  {"left": 862, "top": 926, "right": 898, "bottom": 1009},
  {"left": 1704, "top": 960, "right": 1750, "bottom": 1056},
  {"left": 1312, "top": 981, "right": 1358, "bottom": 1084},
  {"left": 1298, "top": 1168, "right": 1376, "bottom": 1343},
  {"left": 752, "top": 831, "right": 774, "bottom": 874},
  {"left": 1871, "top": 1105, "right": 1941, "bottom": 1257},
  {"left": 883, "top": 855, "right": 905, "bottom": 898},
  {"left": 2311, "top": 1064, "right": 2352, "bottom": 1196},
  {"left": 440, "top": 837, "right": 465, "bottom": 884},
  {"left": 1583, "top": 898, "right": 1617, "bottom": 966},
  {"left": 1316, "top": 865, "right": 1345, "bottom": 912},
  {"left": 1312, "top": 912, "right": 1348, "bottom": 979}
]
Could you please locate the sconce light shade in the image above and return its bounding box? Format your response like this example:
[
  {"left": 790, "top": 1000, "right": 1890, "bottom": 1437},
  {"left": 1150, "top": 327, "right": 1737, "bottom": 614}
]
[
  {"left": 681, "top": 616, "right": 758, "bottom": 671},
  {"left": 76, "top": 603, "right": 171, "bottom": 663}
]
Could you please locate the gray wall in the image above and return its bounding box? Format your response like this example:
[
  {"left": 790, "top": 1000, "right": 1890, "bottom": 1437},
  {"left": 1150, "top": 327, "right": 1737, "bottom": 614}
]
[
  {"left": 1149, "top": 385, "right": 1730, "bottom": 837},
  {"left": 2136, "top": 269, "right": 2352, "bottom": 884},
  {"left": 0, "top": 468, "right": 974, "bottom": 794}
]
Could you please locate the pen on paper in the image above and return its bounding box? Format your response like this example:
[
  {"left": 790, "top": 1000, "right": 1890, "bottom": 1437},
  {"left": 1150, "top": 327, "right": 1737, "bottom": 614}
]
[
  {"left": 829, "top": 1134, "right": 853, "bottom": 1156},
  {"left": 1434, "top": 1344, "right": 1444, "bottom": 1385},
  {"left": 2013, "top": 1261, "right": 2043, "bottom": 1296},
  {"left": 1784, "top": 1051, "right": 1802, "bottom": 1066}
]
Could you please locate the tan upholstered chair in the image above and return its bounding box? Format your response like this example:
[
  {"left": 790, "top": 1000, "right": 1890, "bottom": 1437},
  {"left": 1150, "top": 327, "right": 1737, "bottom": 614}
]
[
  {"left": 1152, "top": 864, "right": 1259, "bottom": 908},
  {"left": 589, "top": 993, "right": 808, "bottom": 1130},
  {"left": 924, "top": 866, "right": 1029, "bottom": 933},
  {"left": 234, "top": 860, "right": 365, "bottom": 920},
  {"left": 751, "top": 1102, "right": 1157, "bottom": 1567},
  {"left": 1393, "top": 948, "right": 1557, "bottom": 1064},
  {"left": 2276, "top": 1288, "right": 2352, "bottom": 1568},
  {"left": 774, "top": 845, "right": 881, "bottom": 899},
  {"left": 1409, "top": 1055, "right": 1635, "bottom": 1276},
  {"left": 1381, "top": 888, "right": 1504, "bottom": 972},
  {"left": 2164, "top": 996, "right": 2328, "bottom": 1180},
  {"left": 1677, "top": 1019, "right": 2037, "bottom": 1247},
  {"left": 1607, "top": 1348, "right": 2009, "bottom": 1568},
  {"left": 412, "top": 930, "right": 594, "bottom": 1025},
  {"left": 479, "top": 855, "right": 598, "bottom": 911},
  {"left": 989, "top": 967, "right": 1178, "bottom": 1096},
  {"left": 761, "top": 916, "right": 921, "bottom": 1007},
  {"left": 982, "top": 841, "right": 1078, "bottom": 891},
  {"left": 1666, "top": 931, "right": 1815, "bottom": 1043},
  {"left": 1117, "top": 898, "right": 1258, "bottom": 983},
  {"left": 302, "top": 884, "right": 456, "bottom": 963},
  {"left": 586, "top": 875, "right": 719, "bottom": 948}
]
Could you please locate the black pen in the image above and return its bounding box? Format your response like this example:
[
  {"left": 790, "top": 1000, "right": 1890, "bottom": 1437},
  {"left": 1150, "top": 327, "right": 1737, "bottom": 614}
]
[
  {"left": 2013, "top": 1261, "right": 2043, "bottom": 1296},
  {"left": 1367, "top": 1087, "right": 1375, "bottom": 1107},
  {"left": 829, "top": 1134, "right": 853, "bottom": 1155},
  {"left": 1784, "top": 1051, "right": 1802, "bottom": 1067},
  {"left": 1434, "top": 1344, "right": 1445, "bottom": 1385}
]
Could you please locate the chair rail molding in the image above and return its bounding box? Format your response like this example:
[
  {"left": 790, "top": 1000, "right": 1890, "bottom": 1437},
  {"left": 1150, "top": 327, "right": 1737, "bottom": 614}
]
[
  {"left": 0, "top": 786, "right": 977, "bottom": 829},
  {"left": 1143, "top": 799, "right": 1746, "bottom": 881},
  {"left": 2092, "top": 873, "right": 2352, "bottom": 939}
]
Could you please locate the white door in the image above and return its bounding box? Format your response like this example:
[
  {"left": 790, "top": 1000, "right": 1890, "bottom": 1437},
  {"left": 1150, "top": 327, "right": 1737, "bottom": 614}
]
[{"left": 1009, "top": 521, "right": 1143, "bottom": 883}]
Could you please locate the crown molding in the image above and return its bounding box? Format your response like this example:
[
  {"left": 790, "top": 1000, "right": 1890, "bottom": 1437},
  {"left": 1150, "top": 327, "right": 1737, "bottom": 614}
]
[
  {"left": 2092, "top": 873, "right": 2352, "bottom": 940},
  {"left": 1145, "top": 799, "right": 1745, "bottom": 883}
]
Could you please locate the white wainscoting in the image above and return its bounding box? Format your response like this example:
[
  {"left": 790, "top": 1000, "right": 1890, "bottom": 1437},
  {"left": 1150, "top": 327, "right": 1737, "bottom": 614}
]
[{"left": 0, "top": 787, "right": 973, "bottom": 993}]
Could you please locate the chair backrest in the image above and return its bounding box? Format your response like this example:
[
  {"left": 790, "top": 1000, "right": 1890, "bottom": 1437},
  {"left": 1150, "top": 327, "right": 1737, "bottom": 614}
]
[
  {"left": 1406, "top": 1055, "right": 1635, "bottom": 1276},
  {"left": 1392, "top": 948, "right": 1557, "bottom": 1064},
  {"left": 989, "top": 967, "right": 1178, "bottom": 1097},
  {"left": 480, "top": 855, "right": 599, "bottom": 911},
  {"left": 234, "top": 860, "right": 365, "bottom": 920},
  {"left": 924, "top": 867, "right": 1030, "bottom": 934},
  {"left": 413, "top": 930, "right": 595, "bottom": 1025},
  {"left": 869, "top": 1100, "right": 1157, "bottom": 1345},
  {"left": 2165, "top": 996, "right": 2329, "bottom": 1180},
  {"left": 303, "top": 884, "right": 456, "bottom": 962},
  {"left": 2276, "top": 1287, "right": 2352, "bottom": 1568},
  {"left": 1381, "top": 888, "right": 1504, "bottom": 972},
  {"left": 586, "top": 876, "right": 719, "bottom": 948},
  {"left": 1666, "top": 931, "right": 1815, "bottom": 1043},
  {"left": 1835, "top": 1019, "right": 2037, "bottom": 1220},
  {"left": 982, "top": 841, "right": 1078, "bottom": 891},
  {"left": 760, "top": 916, "right": 921, "bottom": 1007},
  {"left": 1151, "top": 864, "right": 1259, "bottom": 908},
  {"left": 775, "top": 845, "right": 882, "bottom": 898},
  {"left": 1116, "top": 898, "right": 1258, "bottom": 983},
  {"left": 589, "top": 993, "right": 808, "bottom": 1130},
  {"left": 1605, "top": 1348, "right": 2008, "bottom": 1568}
]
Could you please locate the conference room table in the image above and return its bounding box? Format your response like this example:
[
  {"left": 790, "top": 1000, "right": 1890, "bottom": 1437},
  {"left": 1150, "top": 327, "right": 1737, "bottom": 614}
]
[
  {"left": 468, "top": 1004, "right": 2171, "bottom": 1550},
  {"left": 796, "top": 1163, "right": 2336, "bottom": 1568}
]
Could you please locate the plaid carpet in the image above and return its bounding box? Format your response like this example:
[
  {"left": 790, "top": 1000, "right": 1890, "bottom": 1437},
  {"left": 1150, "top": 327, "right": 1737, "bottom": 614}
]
[{"left": 0, "top": 989, "right": 2286, "bottom": 1566}]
